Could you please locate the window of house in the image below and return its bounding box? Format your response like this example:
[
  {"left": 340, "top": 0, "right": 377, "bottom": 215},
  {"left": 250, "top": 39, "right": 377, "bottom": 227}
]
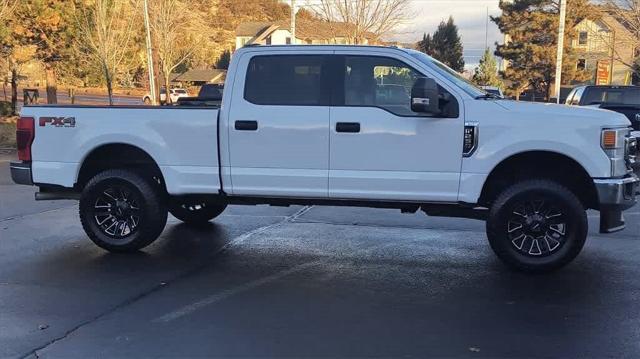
[
  {"left": 266, "top": 36, "right": 271, "bottom": 45},
  {"left": 285, "top": 37, "right": 291, "bottom": 45},
  {"left": 578, "top": 31, "right": 588, "bottom": 45},
  {"left": 244, "top": 55, "right": 330, "bottom": 106},
  {"left": 577, "top": 59, "right": 586, "bottom": 71}
]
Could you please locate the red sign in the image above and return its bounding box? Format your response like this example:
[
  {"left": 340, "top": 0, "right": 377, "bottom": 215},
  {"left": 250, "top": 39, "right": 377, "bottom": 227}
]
[{"left": 596, "top": 60, "right": 610, "bottom": 85}]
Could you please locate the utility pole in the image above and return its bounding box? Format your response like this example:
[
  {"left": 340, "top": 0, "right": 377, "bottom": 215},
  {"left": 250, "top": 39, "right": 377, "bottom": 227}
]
[
  {"left": 143, "top": 0, "right": 157, "bottom": 105},
  {"left": 485, "top": 6, "right": 489, "bottom": 50},
  {"left": 554, "top": 0, "right": 567, "bottom": 104},
  {"left": 290, "top": 0, "right": 296, "bottom": 45}
]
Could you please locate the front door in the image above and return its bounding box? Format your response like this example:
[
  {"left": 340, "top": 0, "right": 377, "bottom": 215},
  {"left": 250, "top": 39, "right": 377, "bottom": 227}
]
[
  {"left": 227, "top": 53, "right": 332, "bottom": 197},
  {"left": 329, "top": 54, "right": 464, "bottom": 202}
]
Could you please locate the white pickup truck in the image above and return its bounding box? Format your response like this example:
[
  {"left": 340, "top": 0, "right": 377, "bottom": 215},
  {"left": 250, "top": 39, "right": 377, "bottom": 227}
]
[{"left": 10, "top": 45, "right": 639, "bottom": 272}]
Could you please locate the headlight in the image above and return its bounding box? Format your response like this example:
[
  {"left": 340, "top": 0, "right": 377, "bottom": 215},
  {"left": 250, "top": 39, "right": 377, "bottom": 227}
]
[{"left": 601, "top": 128, "right": 632, "bottom": 177}]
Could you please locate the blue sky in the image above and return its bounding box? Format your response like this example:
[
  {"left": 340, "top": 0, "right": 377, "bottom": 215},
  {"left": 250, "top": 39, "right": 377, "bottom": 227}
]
[{"left": 388, "top": 0, "right": 503, "bottom": 70}]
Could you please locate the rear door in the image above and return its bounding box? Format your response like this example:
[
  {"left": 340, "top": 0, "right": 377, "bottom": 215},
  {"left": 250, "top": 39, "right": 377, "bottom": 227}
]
[
  {"left": 226, "top": 51, "right": 333, "bottom": 197},
  {"left": 328, "top": 53, "right": 464, "bottom": 202}
]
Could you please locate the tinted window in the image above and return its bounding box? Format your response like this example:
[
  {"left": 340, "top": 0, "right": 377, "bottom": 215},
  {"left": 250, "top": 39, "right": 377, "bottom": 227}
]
[
  {"left": 245, "top": 55, "right": 330, "bottom": 106},
  {"left": 583, "top": 88, "right": 640, "bottom": 105},
  {"left": 343, "top": 56, "right": 457, "bottom": 117},
  {"left": 199, "top": 84, "right": 223, "bottom": 99}
]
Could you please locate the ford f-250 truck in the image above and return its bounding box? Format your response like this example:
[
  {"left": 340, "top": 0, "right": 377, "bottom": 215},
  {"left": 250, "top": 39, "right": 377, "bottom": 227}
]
[{"left": 10, "top": 45, "right": 640, "bottom": 272}]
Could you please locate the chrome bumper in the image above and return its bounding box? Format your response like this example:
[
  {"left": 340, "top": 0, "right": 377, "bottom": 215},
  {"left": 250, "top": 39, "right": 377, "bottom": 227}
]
[
  {"left": 9, "top": 162, "right": 33, "bottom": 186},
  {"left": 594, "top": 174, "right": 639, "bottom": 233}
]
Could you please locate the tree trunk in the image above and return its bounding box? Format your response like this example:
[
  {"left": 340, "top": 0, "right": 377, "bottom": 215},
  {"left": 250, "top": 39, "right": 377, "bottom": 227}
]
[
  {"left": 104, "top": 64, "right": 114, "bottom": 106},
  {"left": 45, "top": 63, "right": 58, "bottom": 104},
  {"left": 164, "top": 75, "right": 171, "bottom": 105},
  {"left": 10, "top": 68, "right": 18, "bottom": 115}
]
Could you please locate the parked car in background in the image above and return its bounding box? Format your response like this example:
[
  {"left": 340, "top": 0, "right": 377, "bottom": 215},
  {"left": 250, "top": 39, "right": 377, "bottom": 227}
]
[
  {"left": 175, "top": 83, "right": 224, "bottom": 106},
  {"left": 481, "top": 86, "right": 505, "bottom": 98},
  {"left": 566, "top": 85, "right": 640, "bottom": 131},
  {"left": 142, "top": 88, "right": 189, "bottom": 105}
]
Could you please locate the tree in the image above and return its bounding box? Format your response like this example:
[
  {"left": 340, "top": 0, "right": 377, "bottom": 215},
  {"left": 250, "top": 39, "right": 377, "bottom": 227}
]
[
  {"left": 416, "top": 33, "right": 433, "bottom": 55},
  {"left": 10, "top": 1, "right": 77, "bottom": 104},
  {"left": 149, "top": 0, "right": 207, "bottom": 103},
  {"left": 215, "top": 50, "right": 231, "bottom": 70},
  {"left": 311, "top": 0, "right": 411, "bottom": 43},
  {"left": 493, "top": 0, "right": 593, "bottom": 100},
  {"left": 76, "top": 0, "right": 137, "bottom": 105},
  {"left": 430, "top": 17, "right": 465, "bottom": 72},
  {"left": 473, "top": 48, "right": 503, "bottom": 88}
]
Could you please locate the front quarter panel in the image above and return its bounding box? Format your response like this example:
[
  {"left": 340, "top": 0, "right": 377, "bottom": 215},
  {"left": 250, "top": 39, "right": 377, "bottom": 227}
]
[{"left": 458, "top": 100, "right": 614, "bottom": 203}]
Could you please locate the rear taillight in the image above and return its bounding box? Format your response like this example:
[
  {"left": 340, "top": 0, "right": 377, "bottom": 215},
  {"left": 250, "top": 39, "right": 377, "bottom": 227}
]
[{"left": 16, "top": 117, "right": 35, "bottom": 161}]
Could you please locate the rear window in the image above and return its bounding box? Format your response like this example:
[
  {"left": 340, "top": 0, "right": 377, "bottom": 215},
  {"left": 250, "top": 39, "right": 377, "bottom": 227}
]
[
  {"left": 244, "top": 55, "right": 331, "bottom": 106},
  {"left": 582, "top": 87, "right": 640, "bottom": 105}
]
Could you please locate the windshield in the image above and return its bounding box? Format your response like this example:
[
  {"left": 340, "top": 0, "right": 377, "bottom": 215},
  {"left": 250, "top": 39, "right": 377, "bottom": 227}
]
[{"left": 408, "top": 50, "right": 486, "bottom": 98}]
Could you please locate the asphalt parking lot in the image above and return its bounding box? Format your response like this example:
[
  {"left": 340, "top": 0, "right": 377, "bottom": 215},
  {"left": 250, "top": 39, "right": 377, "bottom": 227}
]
[{"left": 1, "top": 152, "right": 639, "bottom": 358}]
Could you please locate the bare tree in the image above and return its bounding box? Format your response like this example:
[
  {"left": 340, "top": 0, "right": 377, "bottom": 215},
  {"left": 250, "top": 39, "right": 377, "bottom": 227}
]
[
  {"left": 148, "top": 0, "right": 206, "bottom": 103},
  {"left": 310, "top": 0, "right": 411, "bottom": 44},
  {"left": 76, "top": 0, "right": 137, "bottom": 105}
]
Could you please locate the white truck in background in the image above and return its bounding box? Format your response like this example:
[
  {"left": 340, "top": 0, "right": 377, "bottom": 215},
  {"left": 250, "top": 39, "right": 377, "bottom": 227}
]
[{"left": 10, "top": 45, "right": 639, "bottom": 272}]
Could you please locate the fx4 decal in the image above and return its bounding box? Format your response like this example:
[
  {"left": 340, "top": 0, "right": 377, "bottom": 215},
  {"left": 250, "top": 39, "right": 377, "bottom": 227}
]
[{"left": 39, "top": 117, "right": 76, "bottom": 127}]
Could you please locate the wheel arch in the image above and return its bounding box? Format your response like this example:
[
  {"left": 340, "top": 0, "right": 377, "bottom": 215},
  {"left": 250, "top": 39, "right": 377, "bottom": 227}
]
[
  {"left": 478, "top": 150, "right": 598, "bottom": 209},
  {"left": 75, "top": 143, "right": 166, "bottom": 192}
]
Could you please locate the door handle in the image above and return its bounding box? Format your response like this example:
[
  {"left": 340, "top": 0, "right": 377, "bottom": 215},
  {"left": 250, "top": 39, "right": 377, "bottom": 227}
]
[
  {"left": 235, "top": 120, "right": 258, "bottom": 131},
  {"left": 336, "top": 122, "right": 360, "bottom": 133}
]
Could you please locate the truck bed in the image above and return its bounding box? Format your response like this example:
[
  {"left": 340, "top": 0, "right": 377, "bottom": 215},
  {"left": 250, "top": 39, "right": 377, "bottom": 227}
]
[{"left": 22, "top": 105, "right": 221, "bottom": 195}]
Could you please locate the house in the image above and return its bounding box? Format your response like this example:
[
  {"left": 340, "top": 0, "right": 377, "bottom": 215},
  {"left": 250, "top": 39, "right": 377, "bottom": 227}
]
[
  {"left": 173, "top": 69, "right": 226, "bottom": 86},
  {"left": 572, "top": 13, "right": 638, "bottom": 85},
  {"left": 235, "top": 20, "right": 378, "bottom": 49}
]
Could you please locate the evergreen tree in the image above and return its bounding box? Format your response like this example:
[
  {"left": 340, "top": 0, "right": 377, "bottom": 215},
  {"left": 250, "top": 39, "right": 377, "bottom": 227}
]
[
  {"left": 493, "top": 0, "right": 593, "bottom": 100},
  {"left": 431, "top": 17, "right": 465, "bottom": 72},
  {"left": 472, "top": 48, "right": 503, "bottom": 88},
  {"left": 416, "top": 33, "right": 433, "bottom": 55}
]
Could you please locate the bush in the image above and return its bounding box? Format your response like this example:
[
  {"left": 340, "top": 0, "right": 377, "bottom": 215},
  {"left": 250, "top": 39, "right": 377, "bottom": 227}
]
[
  {"left": 0, "top": 101, "right": 12, "bottom": 116},
  {"left": 0, "top": 122, "right": 16, "bottom": 148}
]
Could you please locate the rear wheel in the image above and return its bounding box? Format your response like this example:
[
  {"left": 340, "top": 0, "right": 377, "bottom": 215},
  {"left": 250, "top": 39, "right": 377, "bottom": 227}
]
[
  {"left": 79, "top": 169, "right": 167, "bottom": 252},
  {"left": 169, "top": 200, "right": 227, "bottom": 225},
  {"left": 486, "top": 179, "right": 588, "bottom": 273}
]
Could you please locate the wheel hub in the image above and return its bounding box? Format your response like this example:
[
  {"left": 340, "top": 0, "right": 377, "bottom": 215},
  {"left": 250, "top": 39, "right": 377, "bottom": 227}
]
[
  {"left": 93, "top": 186, "right": 141, "bottom": 238},
  {"left": 507, "top": 199, "right": 568, "bottom": 257}
]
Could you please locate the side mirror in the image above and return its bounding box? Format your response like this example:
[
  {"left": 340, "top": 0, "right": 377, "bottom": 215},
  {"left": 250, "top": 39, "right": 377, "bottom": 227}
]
[{"left": 411, "top": 77, "right": 440, "bottom": 115}]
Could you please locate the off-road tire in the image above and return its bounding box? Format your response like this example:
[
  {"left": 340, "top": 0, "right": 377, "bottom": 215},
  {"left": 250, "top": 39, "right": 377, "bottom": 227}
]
[
  {"left": 486, "top": 179, "right": 588, "bottom": 273},
  {"left": 79, "top": 169, "right": 167, "bottom": 252}
]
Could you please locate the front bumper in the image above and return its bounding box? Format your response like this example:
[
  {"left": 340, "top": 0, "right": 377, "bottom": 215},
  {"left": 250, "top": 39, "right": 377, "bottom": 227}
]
[
  {"left": 594, "top": 174, "right": 639, "bottom": 233},
  {"left": 9, "top": 161, "right": 33, "bottom": 185}
]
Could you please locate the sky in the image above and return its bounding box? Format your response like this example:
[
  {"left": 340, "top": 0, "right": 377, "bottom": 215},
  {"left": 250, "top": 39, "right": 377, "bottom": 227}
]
[{"left": 391, "top": 0, "right": 503, "bottom": 70}]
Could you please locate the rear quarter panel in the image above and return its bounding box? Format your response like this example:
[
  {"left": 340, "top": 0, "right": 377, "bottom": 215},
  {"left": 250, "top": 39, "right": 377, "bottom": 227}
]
[{"left": 23, "top": 106, "right": 220, "bottom": 195}]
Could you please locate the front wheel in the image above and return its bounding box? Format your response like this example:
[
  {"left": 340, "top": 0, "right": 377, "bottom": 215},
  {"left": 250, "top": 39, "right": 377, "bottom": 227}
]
[
  {"left": 79, "top": 169, "right": 168, "bottom": 252},
  {"left": 486, "top": 179, "right": 588, "bottom": 273},
  {"left": 169, "top": 200, "right": 227, "bottom": 225}
]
